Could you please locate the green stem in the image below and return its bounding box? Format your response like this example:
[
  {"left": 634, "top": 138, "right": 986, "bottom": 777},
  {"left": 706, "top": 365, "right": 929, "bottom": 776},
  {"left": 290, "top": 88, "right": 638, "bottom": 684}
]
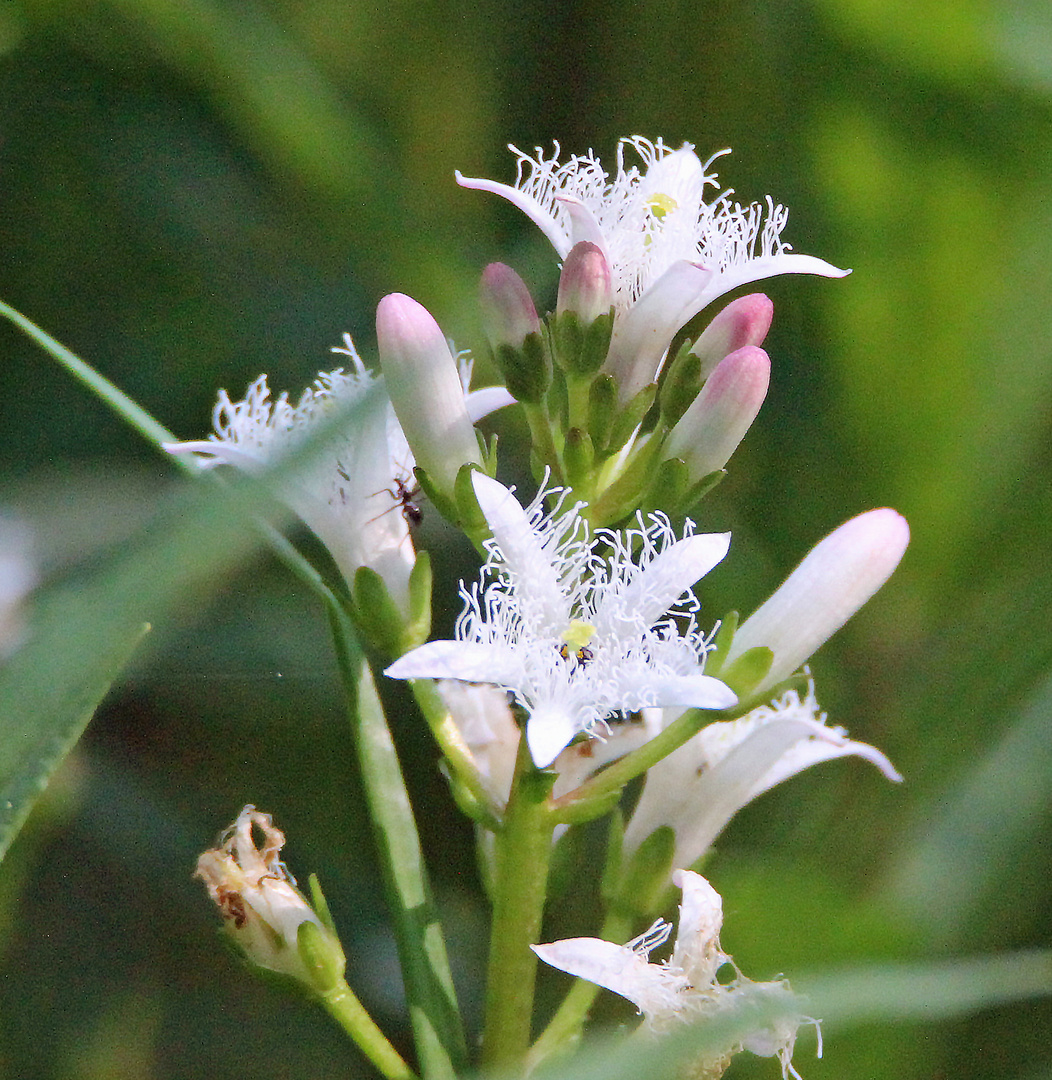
[
  {"left": 330, "top": 612, "right": 467, "bottom": 1080},
  {"left": 526, "top": 908, "right": 633, "bottom": 1072},
  {"left": 521, "top": 401, "right": 562, "bottom": 480},
  {"left": 552, "top": 706, "right": 733, "bottom": 821},
  {"left": 320, "top": 979, "right": 419, "bottom": 1080},
  {"left": 480, "top": 735, "right": 557, "bottom": 1070},
  {"left": 410, "top": 679, "right": 505, "bottom": 827}
]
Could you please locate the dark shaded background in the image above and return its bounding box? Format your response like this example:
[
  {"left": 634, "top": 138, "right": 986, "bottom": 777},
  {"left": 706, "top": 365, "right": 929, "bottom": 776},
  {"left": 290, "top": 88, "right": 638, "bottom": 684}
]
[{"left": 2, "top": 0, "right": 1052, "bottom": 1076}]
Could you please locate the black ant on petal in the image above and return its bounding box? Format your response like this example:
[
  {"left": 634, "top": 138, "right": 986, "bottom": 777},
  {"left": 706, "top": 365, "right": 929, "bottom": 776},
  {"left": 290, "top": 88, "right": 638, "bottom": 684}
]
[{"left": 368, "top": 473, "right": 424, "bottom": 527}]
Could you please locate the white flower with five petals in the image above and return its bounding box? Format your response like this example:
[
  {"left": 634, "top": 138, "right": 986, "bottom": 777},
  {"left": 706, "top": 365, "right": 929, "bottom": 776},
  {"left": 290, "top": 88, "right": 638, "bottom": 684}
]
[
  {"left": 164, "top": 338, "right": 511, "bottom": 614},
  {"left": 533, "top": 870, "right": 819, "bottom": 1079},
  {"left": 384, "top": 472, "right": 737, "bottom": 767},
  {"left": 458, "top": 137, "right": 848, "bottom": 401}
]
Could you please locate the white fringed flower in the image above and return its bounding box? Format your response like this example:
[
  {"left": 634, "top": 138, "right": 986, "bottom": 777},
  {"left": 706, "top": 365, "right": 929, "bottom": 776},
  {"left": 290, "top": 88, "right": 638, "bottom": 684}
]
[
  {"left": 533, "top": 870, "right": 819, "bottom": 1079},
  {"left": 164, "top": 338, "right": 510, "bottom": 614},
  {"left": 623, "top": 681, "right": 901, "bottom": 870},
  {"left": 458, "top": 138, "right": 848, "bottom": 399},
  {"left": 385, "top": 473, "right": 737, "bottom": 767}
]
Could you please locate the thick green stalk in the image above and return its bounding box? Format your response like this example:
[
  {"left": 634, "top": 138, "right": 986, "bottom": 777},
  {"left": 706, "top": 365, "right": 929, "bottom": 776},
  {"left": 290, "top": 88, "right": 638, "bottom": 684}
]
[
  {"left": 330, "top": 614, "right": 467, "bottom": 1080},
  {"left": 480, "top": 736, "right": 557, "bottom": 1070},
  {"left": 319, "top": 980, "right": 419, "bottom": 1080}
]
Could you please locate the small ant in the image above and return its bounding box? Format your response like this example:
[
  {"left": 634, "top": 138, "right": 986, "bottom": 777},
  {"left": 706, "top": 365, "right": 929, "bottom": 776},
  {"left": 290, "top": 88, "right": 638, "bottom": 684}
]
[
  {"left": 558, "top": 643, "right": 594, "bottom": 665},
  {"left": 370, "top": 474, "right": 424, "bottom": 527}
]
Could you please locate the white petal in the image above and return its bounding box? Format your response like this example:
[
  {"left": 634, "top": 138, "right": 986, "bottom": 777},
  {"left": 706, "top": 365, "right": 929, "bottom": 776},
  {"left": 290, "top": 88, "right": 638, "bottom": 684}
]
[
  {"left": 603, "top": 261, "right": 715, "bottom": 403},
  {"left": 531, "top": 938, "right": 682, "bottom": 1015},
  {"left": 625, "top": 672, "right": 738, "bottom": 712},
  {"left": 471, "top": 473, "right": 568, "bottom": 630},
  {"left": 465, "top": 385, "right": 516, "bottom": 421},
  {"left": 696, "top": 253, "right": 849, "bottom": 313},
  {"left": 726, "top": 508, "right": 910, "bottom": 692},
  {"left": 594, "top": 533, "right": 730, "bottom": 633},
  {"left": 455, "top": 171, "right": 572, "bottom": 257},
  {"left": 670, "top": 870, "right": 725, "bottom": 987},
  {"left": 384, "top": 640, "right": 520, "bottom": 685},
  {"left": 525, "top": 704, "right": 581, "bottom": 768},
  {"left": 556, "top": 194, "right": 609, "bottom": 255}
]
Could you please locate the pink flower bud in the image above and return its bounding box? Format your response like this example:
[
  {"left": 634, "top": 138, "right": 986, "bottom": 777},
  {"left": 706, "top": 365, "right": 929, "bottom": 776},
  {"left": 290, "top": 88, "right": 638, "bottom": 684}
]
[
  {"left": 690, "top": 293, "right": 774, "bottom": 379},
  {"left": 556, "top": 241, "right": 613, "bottom": 324},
  {"left": 479, "top": 263, "right": 540, "bottom": 352},
  {"left": 664, "top": 345, "right": 770, "bottom": 478},
  {"left": 376, "top": 293, "right": 481, "bottom": 494}
]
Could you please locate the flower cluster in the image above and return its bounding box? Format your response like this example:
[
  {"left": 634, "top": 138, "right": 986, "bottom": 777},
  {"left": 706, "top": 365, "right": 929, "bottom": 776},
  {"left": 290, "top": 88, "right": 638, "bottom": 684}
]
[{"left": 187, "top": 133, "right": 909, "bottom": 1080}]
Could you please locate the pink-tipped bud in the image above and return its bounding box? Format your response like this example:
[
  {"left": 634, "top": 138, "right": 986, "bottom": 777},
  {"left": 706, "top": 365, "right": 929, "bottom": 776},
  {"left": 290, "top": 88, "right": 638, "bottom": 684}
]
[
  {"left": 557, "top": 241, "right": 613, "bottom": 324},
  {"left": 690, "top": 293, "right": 774, "bottom": 380},
  {"left": 376, "top": 293, "right": 481, "bottom": 495},
  {"left": 479, "top": 263, "right": 541, "bottom": 352},
  {"left": 664, "top": 345, "right": 770, "bottom": 478},
  {"left": 726, "top": 508, "right": 910, "bottom": 693}
]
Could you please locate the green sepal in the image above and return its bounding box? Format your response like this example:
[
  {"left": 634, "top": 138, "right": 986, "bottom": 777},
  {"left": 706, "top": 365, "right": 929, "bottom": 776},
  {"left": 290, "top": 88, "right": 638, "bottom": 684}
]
[
  {"left": 351, "top": 566, "right": 407, "bottom": 658},
  {"left": 453, "top": 462, "right": 489, "bottom": 542},
  {"left": 599, "top": 808, "right": 626, "bottom": 905},
  {"left": 588, "top": 374, "right": 619, "bottom": 451},
  {"left": 642, "top": 456, "right": 691, "bottom": 515},
  {"left": 683, "top": 468, "right": 726, "bottom": 506},
  {"left": 494, "top": 331, "right": 551, "bottom": 404},
  {"left": 659, "top": 339, "right": 703, "bottom": 428},
  {"left": 405, "top": 551, "right": 432, "bottom": 649},
  {"left": 413, "top": 465, "right": 459, "bottom": 526},
  {"left": 563, "top": 427, "right": 594, "bottom": 492},
  {"left": 477, "top": 428, "right": 500, "bottom": 477},
  {"left": 578, "top": 309, "right": 614, "bottom": 375},
  {"left": 705, "top": 610, "right": 740, "bottom": 677},
  {"left": 720, "top": 645, "right": 775, "bottom": 698},
  {"left": 308, "top": 873, "right": 339, "bottom": 936},
  {"left": 297, "top": 919, "right": 347, "bottom": 994},
  {"left": 552, "top": 309, "right": 614, "bottom": 378},
  {"left": 609, "top": 825, "right": 676, "bottom": 922},
  {"left": 606, "top": 381, "right": 657, "bottom": 455}
]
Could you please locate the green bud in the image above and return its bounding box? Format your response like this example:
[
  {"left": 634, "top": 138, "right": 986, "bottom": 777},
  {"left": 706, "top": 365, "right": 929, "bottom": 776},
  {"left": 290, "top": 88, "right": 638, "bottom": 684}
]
[
  {"left": 551, "top": 309, "right": 615, "bottom": 378},
  {"left": 563, "top": 427, "right": 594, "bottom": 492},
  {"left": 588, "top": 374, "right": 619, "bottom": 451},
  {"left": 405, "top": 551, "right": 432, "bottom": 650},
  {"left": 298, "top": 918, "right": 348, "bottom": 995},
  {"left": 659, "top": 340, "right": 703, "bottom": 428},
  {"left": 494, "top": 333, "right": 551, "bottom": 404},
  {"left": 352, "top": 566, "right": 408, "bottom": 658},
  {"left": 606, "top": 381, "right": 657, "bottom": 455}
]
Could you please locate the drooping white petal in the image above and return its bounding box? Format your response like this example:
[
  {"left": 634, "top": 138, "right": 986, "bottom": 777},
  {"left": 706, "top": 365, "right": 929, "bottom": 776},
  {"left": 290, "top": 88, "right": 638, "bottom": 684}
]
[
  {"left": 466, "top": 385, "right": 517, "bottom": 420},
  {"left": 556, "top": 195, "right": 609, "bottom": 255},
  {"left": 455, "top": 170, "right": 572, "bottom": 257},
  {"left": 611, "top": 672, "right": 737, "bottom": 713},
  {"left": 624, "top": 686, "right": 901, "bottom": 870},
  {"left": 531, "top": 936, "right": 687, "bottom": 1016},
  {"left": 385, "top": 639, "right": 521, "bottom": 686},
  {"left": 526, "top": 703, "right": 582, "bottom": 769},
  {"left": 670, "top": 870, "right": 726, "bottom": 988}
]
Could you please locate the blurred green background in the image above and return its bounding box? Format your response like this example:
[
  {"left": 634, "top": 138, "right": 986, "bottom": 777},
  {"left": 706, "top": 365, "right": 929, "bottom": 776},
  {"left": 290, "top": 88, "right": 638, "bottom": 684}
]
[{"left": 2, "top": 0, "right": 1052, "bottom": 1076}]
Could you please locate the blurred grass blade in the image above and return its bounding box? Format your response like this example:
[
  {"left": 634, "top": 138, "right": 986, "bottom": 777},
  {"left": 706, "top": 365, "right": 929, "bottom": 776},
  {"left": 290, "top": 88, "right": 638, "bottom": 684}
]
[
  {"left": 804, "top": 950, "right": 1052, "bottom": 1025},
  {"left": 0, "top": 620, "right": 149, "bottom": 862},
  {"left": 886, "top": 668, "right": 1052, "bottom": 943},
  {"left": 0, "top": 299, "right": 175, "bottom": 448},
  {"left": 329, "top": 615, "right": 466, "bottom": 1080}
]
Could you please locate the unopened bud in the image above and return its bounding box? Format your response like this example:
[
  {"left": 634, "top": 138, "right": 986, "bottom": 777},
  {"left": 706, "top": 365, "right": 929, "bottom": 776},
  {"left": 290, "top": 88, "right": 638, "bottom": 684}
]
[
  {"left": 557, "top": 242, "right": 613, "bottom": 324},
  {"left": 725, "top": 509, "right": 910, "bottom": 694},
  {"left": 376, "top": 293, "right": 482, "bottom": 496},
  {"left": 479, "top": 264, "right": 549, "bottom": 403},
  {"left": 690, "top": 293, "right": 773, "bottom": 380},
  {"left": 663, "top": 346, "right": 770, "bottom": 480}
]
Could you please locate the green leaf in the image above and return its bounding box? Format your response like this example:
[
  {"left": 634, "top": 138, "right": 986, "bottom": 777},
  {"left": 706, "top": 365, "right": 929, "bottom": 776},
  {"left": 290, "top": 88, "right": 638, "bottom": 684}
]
[{"left": 0, "top": 619, "right": 148, "bottom": 863}]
